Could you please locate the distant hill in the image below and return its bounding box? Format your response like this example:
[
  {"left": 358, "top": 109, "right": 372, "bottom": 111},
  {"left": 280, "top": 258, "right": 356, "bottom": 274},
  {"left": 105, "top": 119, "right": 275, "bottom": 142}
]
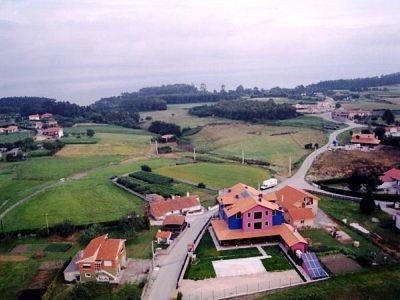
[{"left": 306, "top": 72, "right": 400, "bottom": 91}]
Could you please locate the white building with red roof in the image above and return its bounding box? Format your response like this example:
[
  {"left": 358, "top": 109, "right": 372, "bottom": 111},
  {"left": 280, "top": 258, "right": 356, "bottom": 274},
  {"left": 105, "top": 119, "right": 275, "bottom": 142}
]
[
  {"left": 43, "top": 127, "right": 64, "bottom": 139},
  {"left": 350, "top": 133, "right": 380, "bottom": 147},
  {"left": 64, "top": 234, "right": 126, "bottom": 283},
  {"left": 378, "top": 168, "right": 400, "bottom": 194},
  {"left": 29, "top": 114, "right": 40, "bottom": 121},
  {"left": 149, "top": 194, "right": 202, "bottom": 220}
]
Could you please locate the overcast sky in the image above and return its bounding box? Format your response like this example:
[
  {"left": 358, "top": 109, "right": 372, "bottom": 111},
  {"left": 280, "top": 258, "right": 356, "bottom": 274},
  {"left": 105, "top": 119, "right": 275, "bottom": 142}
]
[{"left": 1, "top": 0, "right": 400, "bottom": 105}]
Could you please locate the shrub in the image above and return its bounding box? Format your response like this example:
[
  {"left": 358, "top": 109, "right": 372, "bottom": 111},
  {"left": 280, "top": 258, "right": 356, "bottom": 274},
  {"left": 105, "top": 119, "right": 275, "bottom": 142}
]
[
  {"left": 86, "top": 128, "right": 95, "bottom": 137},
  {"left": 141, "top": 164, "right": 152, "bottom": 172},
  {"left": 360, "top": 190, "right": 375, "bottom": 214},
  {"left": 129, "top": 171, "right": 173, "bottom": 185},
  {"left": 78, "top": 224, "right": 104, "bottom": 246},
  {"left": 197, "top": 182, "right": 206, "bottom": 188},
  {"left": 158, "top": 146, "right": 172, "bottom": 154},
  {"left": 44, "top": 243, "right": 72, "bottom": 252},
  {"left": 51, "top": 220, "right": 75, "bottom": 237}
]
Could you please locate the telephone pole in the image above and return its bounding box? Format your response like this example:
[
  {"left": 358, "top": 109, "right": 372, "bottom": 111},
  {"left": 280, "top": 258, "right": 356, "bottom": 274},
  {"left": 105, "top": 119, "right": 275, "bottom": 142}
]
[
  {"left": 241, "top": 144, "right": 244, "bottom": 164},
  {"left": 193, "top": 147, "right": 196, "bottom": 161},
  {"left": 288, "top": 155, "right": 292, "bottom": 177},
  {"left": 44, "top": 213, "right": 49, "bottom": 235},
  {"left": 155, "top": 140, "right": 159, "bottom": 155}
]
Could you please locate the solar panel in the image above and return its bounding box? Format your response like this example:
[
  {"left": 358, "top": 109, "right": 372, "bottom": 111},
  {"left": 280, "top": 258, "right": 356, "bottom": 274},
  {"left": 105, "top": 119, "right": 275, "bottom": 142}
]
[
  {"left": 301, "top": 252, "right": 328, "bottom": 280},
  {"left": 241, "top": 190, "right": 250, "bottom": 198}
]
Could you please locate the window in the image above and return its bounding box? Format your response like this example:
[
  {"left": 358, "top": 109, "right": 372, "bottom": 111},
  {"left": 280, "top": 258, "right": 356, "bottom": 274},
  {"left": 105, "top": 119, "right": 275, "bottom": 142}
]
[
  {"left": 301, "top": 220, "right": 305, "bottom": 224},
  {"left": 95, "top": 261, "right": 102, "bottom": 271},
  {"left": 265, "top": 221, "right": 269, "bottom": 226},
  {"left": 247, "top": 222, "right": 251, "bottom": 228},
  {"left": 85, "top": 273, "right": 91, "bottom": 278},
  {"left": 265, "top": 211, "right": 268, "bottom": 216},
  {"left": 273, "top": 210, "right": 276, "bottom": 216},
  {"left": 254, "top": 222, "right": 262, "bottom": 229},
  {"left": 82, "top": 264, "right": 91, "bottom": 269},
  {"left": 254, "top": 212, "right": 262, "bottom": 219},
  {"left": 247, "top": 212, "right": 251, "bottom": 217},
  {"left": 104, "top": 260, "right": 112, "bottom": 267},
  {"left": 236, "top": 212, "right": 242, "bottom": 219}
]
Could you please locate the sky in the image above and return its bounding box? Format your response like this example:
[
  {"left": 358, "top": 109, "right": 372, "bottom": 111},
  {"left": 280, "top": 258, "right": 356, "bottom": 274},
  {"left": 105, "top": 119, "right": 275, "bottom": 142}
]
[{"left": 0, "top": 0, "right": 400, "bottom": 105}]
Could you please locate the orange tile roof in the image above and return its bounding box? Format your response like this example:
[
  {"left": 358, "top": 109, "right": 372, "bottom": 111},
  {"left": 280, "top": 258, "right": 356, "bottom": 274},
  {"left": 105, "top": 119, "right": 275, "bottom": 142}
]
[
  {"left": 149, "top": 196, "right": 200, "bottom": 219},
  {"left": 156, "top": 230, "right": 172, "bottom": 239},
  {"left": 217, "top": 183, "right": 260, "bottom": 205},
  {"left": 287, "top": 207, "right": 315, "bottom": 221},
  {"left": 351, "top": 133, "right": 380, "bottom": 145},
  {"left": 43, "top": 127, "right": 62, "bottom": 133},
  {"left": 78, "top": 234, "right": 125, "bottom": 262},
  {"left": 380, "top": 168, "right": 400, "bottom": 182},
  {"left": 162, "top": 215, "right": 185, "bottom": 226},
  {"left": 211, "top": 219, "right": 307, "bottom": 247},
  {"left": 81, "top": 235, "right": 107, "bottom": 260},
  {"left": 224, "top": 197, "right": 280, "bottom": 218}
]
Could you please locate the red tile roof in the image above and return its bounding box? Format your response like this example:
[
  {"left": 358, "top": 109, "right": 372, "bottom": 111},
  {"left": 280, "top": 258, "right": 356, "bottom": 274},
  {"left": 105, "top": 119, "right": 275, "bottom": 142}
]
[
  {"left": 351, "top": 133, "right": 380, "bottom": 145},
  {"left": 380, "top": 168, "right": 400, "bottom": 182},
  {"left": 78, "top": 234, "right": 125, "bottom": 262},
  {"left": 149, "top": 196, "right": 200, "bottom": 219},
  {"left": 217, "top": 183, "right": 261, "bottom": 205},
  {"left": 224, "top": 197, "right": 280, "bottom": 218},
  {"left": 43, "top": 127, "right": 62, "bottom": 133},
  {"left": 162, "top": 215, "right": 185, "bottom": 226},
  {"left": 156, "top": 230, "right": 172, "bottom": 239}
]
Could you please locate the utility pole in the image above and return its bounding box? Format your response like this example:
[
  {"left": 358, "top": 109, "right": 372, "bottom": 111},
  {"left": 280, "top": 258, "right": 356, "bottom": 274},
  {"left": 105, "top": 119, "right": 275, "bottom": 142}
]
[
  {"left": 241, "top": 144, "right": 244, "bottom": 164},
  {"left": 149, "top": 138, "right": 153, "bottom": 155},
  {"left": 193, "top": 147, "right": 196, "bottom": 161},
  {"left": 288, "top": 155, "right": 292, "bottom": 177},
  {"left": 155, "top": 140, "right": 159, "bottom": 156},
  {"left": 44, "top": 213, "right": 49, "bottom": 235}
]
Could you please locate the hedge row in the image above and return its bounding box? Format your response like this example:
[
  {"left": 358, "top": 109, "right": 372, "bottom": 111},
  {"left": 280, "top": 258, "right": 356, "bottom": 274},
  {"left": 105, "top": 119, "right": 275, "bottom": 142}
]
[
  {"left": 129, "top": 171, "right": 173, "bottom": 185},
  {"left": 117, "top": 176, "right": 182, "bottom": 198}
]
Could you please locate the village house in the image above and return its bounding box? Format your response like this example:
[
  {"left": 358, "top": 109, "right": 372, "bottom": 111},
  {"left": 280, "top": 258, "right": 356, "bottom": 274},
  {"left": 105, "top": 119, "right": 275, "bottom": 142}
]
[
  {"left": 149, "top": 194, "right": 201, "bottom": 220},
  {"left": 43, "top": 127, "right": 64, "bottom": 139},
  {"left": 385, "top": 126, "right": 400, "bottom": 138},
  {"left": 41, "top": 112, "right": 53, "bottom": 119},
  {"left": 347, "top": 109, "right": 371, "bottom": 120},
  {"left": 156, "top": 230, "right": 172, "bottom": 245},
  {"left": 35, "top": 122, "right": 43, "bottom": 129},
  {"left": 47, "top": 119, "right": 58, "bottom": 127},
  {"left": 162, "top": 215, "right": 187, "bottom": 232},
  {"left": 275, "top": 185, "right": 319, "bottom": 229},
  {"left": 350, "top": 133, "right": 380, "bottom": 147},
  {"left": 378, "top": 168, "right": 400, "bottom": 194},
  {"left": 29, "top": 114, "right": 40, "bottom": 121},
  {"left": 212, "top": 183, "right": 308, "bottom": 253},
  {"left": 64, "top": 234, "right": 126, "bottom": 283},
  {"left": 0, "top": 125, "right": 19, "bottom": 134},
  {"left": 331, "top": 107, "right": 349, "bottom": 121}
]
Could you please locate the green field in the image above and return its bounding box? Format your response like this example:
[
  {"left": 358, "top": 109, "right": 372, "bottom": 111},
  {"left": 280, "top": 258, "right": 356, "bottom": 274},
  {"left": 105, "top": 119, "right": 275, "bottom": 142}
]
[
  {"left": 261, "top": 264, "right": 400, "bottom": 300},
  {"left": 2, "top": 158, "right": 175, "bottom": 231},
  {"left": 124, "top": 227, "right": 159, "bottom": 259},
  {"left": 57, "top": 132, "right": 152, "bottom": 158},
  {"left": 61, "top": 136, "right": 100, "bottom": 144},
  {"left": 261, "top": 246, "right": 292, "bottom": 271},
  {"left": 155, "top": 162, "right": 268, "bottom": 189},
  {"left": 343, "top": 100, "right": 400, "bottom": 111},
  {"left": 186, "top": 124, "right": 325, "bottom": 174},
  {"left": 0, "top": 131, "right": 33, "bottom": 143},
  {"left": 271, "top": 115, "right": 345, "bottom": 130},
  {"left": 140, "top": 103, "right": 231, "bottom": 128},
  {"left": 65, "top": 124, "right": 149, "bottom": 135}
]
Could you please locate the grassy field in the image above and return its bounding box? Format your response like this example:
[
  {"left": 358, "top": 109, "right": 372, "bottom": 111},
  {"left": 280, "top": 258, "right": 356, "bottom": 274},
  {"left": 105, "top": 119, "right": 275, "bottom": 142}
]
[
  {"left": 300, "top": 228, "right": 344, "bottom": 255},
  {"left": 270, "top": 115, "right": 344, "bottom": 130},
  {"left": 65, "top": 124, "right": 149, "bottom": 135},
  {"left": 155, "top": 162, "right": 269, "bottom": 189},
  {"left": 140, "top": 103, "right": 231, "bottom": 128},
  {"left": 2, "top": 158, "right": 175, "bottom": 231},
  {"left": 61, "top": 136, "right": 100, "bottom": 144},
  {"left": 184, "top": 231, "right": 261, "bottom": 280},
  {"left": 124, "top": 227, "right": 159, "bottom": 259},
  {"left": 261, "top": 246, "right": 292, "bottom": 271},
  {"left": 319, "top": 196, "right": 398, "bottom": 252},
  {"left": 0, "top": 130, "right": 33, "bottom": 143},
  {"left": 261, "top": 264, "right": 400, "bottom": 300},
  {"left": 342, "top": 100, "right": 400, "bottom": 111},
  {"left": 57, "top": 132, "right": 152, "bottom": 158},
  {"left": 186, "top": 123, "right": 325, "bottom": 174}
]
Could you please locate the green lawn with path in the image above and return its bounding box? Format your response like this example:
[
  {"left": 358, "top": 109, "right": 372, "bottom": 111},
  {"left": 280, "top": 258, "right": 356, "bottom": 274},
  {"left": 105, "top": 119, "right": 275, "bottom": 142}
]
[
  {"left": 156, "top": 162, "right": 269, "bottom": 189},
  {"left": 184, "top": 231, "right": 261, "bottom": 280},
  {"left": 261, "top": 246, "right": 292, "bottom": 271}
]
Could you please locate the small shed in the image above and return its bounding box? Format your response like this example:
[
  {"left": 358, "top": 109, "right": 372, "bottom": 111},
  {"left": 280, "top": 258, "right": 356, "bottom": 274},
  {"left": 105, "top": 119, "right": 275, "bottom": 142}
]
[{"left": 162, "top": 215, "right": 186, "bottom": 232}]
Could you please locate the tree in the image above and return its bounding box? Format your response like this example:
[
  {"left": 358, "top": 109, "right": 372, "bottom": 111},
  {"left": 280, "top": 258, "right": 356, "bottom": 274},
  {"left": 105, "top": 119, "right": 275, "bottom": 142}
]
[
  {"left": 335, "top": 102, "right": 341, "bottom": 109},
  {"left": 366, "top": 176, "right": 380, "bottom": 191},
  {"left": 141, "top": 164, "right": 152, "bottom": 172},
  {"left": 86, "top": 128, "right": 95, "bottom": 137},
  {"left": 382, "top": 109, "right": 395, "bottom": 124},
  {"left": 348, "top": 170, "right": 363, "bottom": 191},
  {"left": 360, "top": 190, "right": 375, "bottom": 214},
  {"left": 373, "top": 126, "right": 386, "bottom": 140}
]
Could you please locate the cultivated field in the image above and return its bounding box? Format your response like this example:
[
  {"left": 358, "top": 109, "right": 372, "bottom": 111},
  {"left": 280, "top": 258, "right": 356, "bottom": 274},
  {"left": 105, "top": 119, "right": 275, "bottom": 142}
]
[
  {"left": 155, "top": 162, "right": 269, "bottom": 189},
  {"left": 140, "top": 103, "right": 230, "bottom": 128},
  {"left": 0, "top": 131, "right": 33, "bottom": 143},
  {"left": 342, "top": 100, "right": 400, "bottom": 111},
  {"left": 186, "top": 123, "right": 325, "bottom": 174},
  {"left": 66, "top": 124, "right": 149, "bottom": 135}
]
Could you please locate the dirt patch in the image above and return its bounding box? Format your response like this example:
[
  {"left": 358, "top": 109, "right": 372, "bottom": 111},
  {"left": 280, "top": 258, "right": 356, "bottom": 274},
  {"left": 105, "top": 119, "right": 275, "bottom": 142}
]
[
  {"left": 28, "top": 261, "right": 63, "bottom": 289},
  {"left": 0, "top": 254, "right": 28, "bottom": 262},
  {"left": 320, "top": 254, "right": 362, "bottom": 274},
  {"left": 307, "top": 147, "right": 400, "bottom": 181},
  {"left": 10, "top": 244, "right": 29, "bottom": 254},
  {"left": 69, "top": 171, "right": 88, "bottom": 180},
  {"left": 48, "top": 232, "right": 80, "bottom": 244}
]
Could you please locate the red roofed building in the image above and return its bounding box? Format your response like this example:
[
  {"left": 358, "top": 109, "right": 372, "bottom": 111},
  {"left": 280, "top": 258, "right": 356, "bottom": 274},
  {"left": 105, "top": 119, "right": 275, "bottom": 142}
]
[
  {"left": 156, "top": 230, "right": 172, "bottom": 244},
  {"left": 149, "top": 195, "right": 201, "bottom": 220},
  {"left": 350, "top": 133, "right": 380, "bottom": 147},
  {"left": 41, "top": 113, "right": 52, "bottom": 119},
  {"left": 29, "top": 114, "right": 40, "bottom": 121},
  {"left": 378, "top": 168, "right": 400, "bottom": 194},
  {"left": 43, "top": 127, "right": 64, "bottom": 139},
  {"left": 64, "top": 234, "right": 126, "bottom": 283}
]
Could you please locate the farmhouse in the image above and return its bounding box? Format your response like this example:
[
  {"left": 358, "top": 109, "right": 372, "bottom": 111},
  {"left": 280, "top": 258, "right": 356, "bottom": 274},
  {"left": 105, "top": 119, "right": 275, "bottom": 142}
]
[
  {"left": 35, "top": 122, "right": 43, "bottom": 129},
  {"left": 47, "top": 119, "right": 58, "bottom": 127},
  {"left": 0, "top": 125, "right": 19, "bottom": 134},
  {"left": 29, "top": 114, "right": 40, "bottom": 121},
  {"left": 275, "top": 185, "right": 319, "bottom": 228},
  {"left": 41, "top": 112, "right": 52, "bottom": 119},
  {"left": 350, "top": 133, "right": 380, "bottom": 147},
  {"left": 331, "top": 108, "right": 349, "bottom": 121},
  {"left": 43, "top": 127, "right": 64, "bottom": 139},
  {"left": 378, "top": 168, "right": 400, "bottom": 194},
  {"left": 212, "top": 183, "right": 308, "bottom": 253},
  {"left": 64, "top": 234, "right": 126, "bottom": 283},
  {"left": 156, "top": 230, "right": 172, "bottom": 245},
  {"left": 347, "top": 109, "right": 371, "bottom": 120},
  {"left": 385, "top": 126, "right": 400, "bottom": 138},
  {"left": 149, "top": 195, "right": 201, "bottom": 220}
]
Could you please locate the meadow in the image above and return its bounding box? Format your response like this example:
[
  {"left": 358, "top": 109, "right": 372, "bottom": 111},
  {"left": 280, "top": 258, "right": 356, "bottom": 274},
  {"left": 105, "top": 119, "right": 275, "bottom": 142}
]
[
  {"left": 155, "top": 162, "right": 269, "bottom": 189},
  {"left": 342, "top": 100, "right": 400, "bottom": 111},
  {"left": 65, "top": 124, "right": 149, "bottom": 135},
  {"left": 186, "top": 123, "right": 325, "bottom": 174},
  {"left": 0, "top": 130, "right": 33, "bottom": 143}
]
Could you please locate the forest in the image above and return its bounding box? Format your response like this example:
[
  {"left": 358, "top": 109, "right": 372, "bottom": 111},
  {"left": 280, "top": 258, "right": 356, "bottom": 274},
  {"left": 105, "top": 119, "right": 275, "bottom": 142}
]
[{"left": 189, "top": 99, "right": 298, "bottom": 122}]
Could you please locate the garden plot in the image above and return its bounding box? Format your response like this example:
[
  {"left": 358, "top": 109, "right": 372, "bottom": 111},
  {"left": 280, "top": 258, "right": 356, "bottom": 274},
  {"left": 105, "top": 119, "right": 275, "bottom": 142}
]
[
  {"left": 212, "top": 257, "right": 266, "bottom": 277},
  {"left": 320, "top": 254, "right": 362, "bottom": 274}
]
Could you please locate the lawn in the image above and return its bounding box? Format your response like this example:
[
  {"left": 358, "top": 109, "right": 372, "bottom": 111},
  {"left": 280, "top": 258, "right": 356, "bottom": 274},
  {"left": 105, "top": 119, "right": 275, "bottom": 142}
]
[
  {"left": 300, "top": 228, "right": 344, "bottom": 255},
  {"left": 56, "top": 132, "right": 152, "bottom": 158},
  {"left": 155, "top": 162, "right": 269, "bottom": 189},
  {"left": 260, "top": 264, "right": 400, "bottom": 300},
  {"left": 0, "top": 130, "right": 33, "bottom": 143},
  {"left": 61, "top": 136, "right": 100, "bottom": 144},
  {"left": 270, "top": 115, "right": 344, "bottom": 130},
  {"left": 140, "top": 103, "right": 230, "bottom": 128},
  {"left": 184, "top": 231, "right": 261, "bottom": 280},
  {"left": 124, "top": 227, "right": 159, "bottom": 259},
  {"left": 2, "top": 158, "right": 176, "bottom": 231},
  {"left": 172, "top": 183, "right": 216, "bottom": 207},
  {"left": 65, "top": 124, "right": 149, "bottom": 135},
  {"left": 261, "top": 246, "right": 292, "bottom": 271},
  {"left": 319, "top": 196, "right": 398, "bottom": 252},
  {"left": 186, "top": 123, "right": 325, "bottom": 174},
  {"left": 342, "top": 100, "right": 400, "bottom": 111}
]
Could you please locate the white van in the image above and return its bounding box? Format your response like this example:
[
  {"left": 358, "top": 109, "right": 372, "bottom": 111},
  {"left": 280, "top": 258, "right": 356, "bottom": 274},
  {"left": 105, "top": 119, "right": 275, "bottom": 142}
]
[{"left": 260, "top": 178, "right": 278, "bottom": 190}]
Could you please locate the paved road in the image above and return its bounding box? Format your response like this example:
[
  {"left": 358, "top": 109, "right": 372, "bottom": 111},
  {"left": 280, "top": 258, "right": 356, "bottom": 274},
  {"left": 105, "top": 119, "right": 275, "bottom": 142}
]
[{"left": 146, "top": 210, "right": 214, "bottom": 300}]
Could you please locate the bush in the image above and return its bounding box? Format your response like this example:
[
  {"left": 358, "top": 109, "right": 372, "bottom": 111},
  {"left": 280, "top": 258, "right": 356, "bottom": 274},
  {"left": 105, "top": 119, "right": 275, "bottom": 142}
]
[
  {"left": 86, "top": 128, "right": 95, "bottom": 137},
  {"left": 129, "top": 171, "right": 173, "bottom": 185},
  {"left": 141, "top": 164, "right": 152, "bottom": 172},
  {"left": 51, "top": 220, "right": 75, "bottom": 237},
  {"left": 360, "top": 190, "right": 375, "bottom": 214},
  {"left": 117, "top": 176, "right": 182, "bottom": 198},
  {"left": 197, "top": 182, "right": 206, "bottom": 188},
  {"left": 78, "top": 224, "right": 104, "bottom": 246},
  {"left": 148, "top": 120, "right": 182, "bottom": 136},
  {"left": 157, "top": 146, "right": 172, "bottom": 154},
  {"left": 44, "top": 243, "right": 72, "bottom": 252}
]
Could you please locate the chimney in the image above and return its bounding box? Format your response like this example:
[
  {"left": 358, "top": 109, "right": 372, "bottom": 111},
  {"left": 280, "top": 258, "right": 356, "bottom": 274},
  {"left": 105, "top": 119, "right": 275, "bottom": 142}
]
[
  {"left": 186, "top": 191, "right": 190, "bottom": 197},
  {"left": 293, "top": 226, "right": 297, "bottom": 233},
  {"left": 281, "top": 195, "right": 284, "bottom": 202},
  {"left": 172, "top": 195, "right": 175, "bottom": 199},
  {"left": 235, "top": 194, "right": 239, "bottom": 199}
]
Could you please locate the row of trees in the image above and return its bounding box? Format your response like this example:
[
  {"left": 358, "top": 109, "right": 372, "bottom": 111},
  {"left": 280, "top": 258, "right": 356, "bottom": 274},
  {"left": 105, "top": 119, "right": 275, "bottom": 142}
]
[
  {"left": 189, "top": 99, "right": 298, "bottom": 121},
  {"left": 148, "top": 121, "right": 182, "bottom": 136}
]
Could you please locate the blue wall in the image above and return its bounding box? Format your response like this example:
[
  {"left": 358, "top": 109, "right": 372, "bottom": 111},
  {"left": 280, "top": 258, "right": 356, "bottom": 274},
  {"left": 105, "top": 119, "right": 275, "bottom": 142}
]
[
  {"left": 219, "top": 205, "right": 227, "bottom": 220},
  {"left": 228, "top": 216, "right": 242, "bottom": 229},
  {"left": 272, "top": 211, "right": 283, "bottom": 226}
]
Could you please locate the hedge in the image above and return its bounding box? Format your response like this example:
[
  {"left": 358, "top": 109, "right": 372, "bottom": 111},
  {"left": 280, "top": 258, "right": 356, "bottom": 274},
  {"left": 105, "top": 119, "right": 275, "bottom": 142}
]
[
  {"left": 117, "top": 176, "right": 182, "bottom": 198},
  {"left": 129, "top": 171, "right": 173, "bottom": 185}
]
